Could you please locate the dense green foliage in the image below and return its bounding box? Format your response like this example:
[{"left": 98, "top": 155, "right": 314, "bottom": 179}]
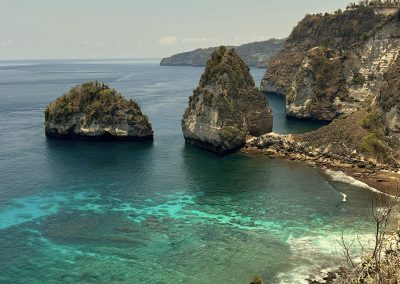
[
  {"left": 199, "top": 46, "right": 254, "bottom": 91},
  {"left": 360, "top": 110, "right": 389, "bottom": 157},
  {"left": 200, "top": 46, "right": 228, "bottom": 85},
  {"left": 45, "top": 81, "right": 143, "bottom": 124}
]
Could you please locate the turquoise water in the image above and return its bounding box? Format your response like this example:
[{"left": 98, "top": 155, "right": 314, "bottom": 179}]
[{"left": 0, "top": 60, "right": 377, "bottom": 283}]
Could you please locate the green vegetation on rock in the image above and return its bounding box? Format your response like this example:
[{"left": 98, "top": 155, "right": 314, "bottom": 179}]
[
  {"left": 45, "top": 81, "right": 153, "bottom": 140},
  {"left": 46, "top": 82, "right": 143, "bottom": 125},
  {"left": 182, "top": 47, "right": 273, "bottom": 154},
  {"left": 309, "top": 48, "right": 346, "bottom": 99},
  {"left": 379, "top": 52, "right": 400, "bottom": 111},
  {"left": 199, "top": 46, "right": 255, "bottom": 91},
  {"left": 298, "top": 107, "right": 399, "bottom": 164},
  {"left": 359, "top": 110, "right": 389, "bottom": 158}
]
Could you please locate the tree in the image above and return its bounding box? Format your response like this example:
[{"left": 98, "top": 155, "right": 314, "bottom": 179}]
[{"left": 337, "top": 192, "right": 400, "bottom": 283}]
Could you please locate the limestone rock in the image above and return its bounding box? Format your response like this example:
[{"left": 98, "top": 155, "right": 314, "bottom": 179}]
[
  {"left": 45, "top": 81, "right": 153, "bottom": 140},
  {"left": 379, "top": 53, "right": 400, "bottom": 136},
  {"left": 261, "top": 6, "right": 400, "bottom": 121},
  {"left": 182, "top": 46, "right": 273, "bottom": 154}
]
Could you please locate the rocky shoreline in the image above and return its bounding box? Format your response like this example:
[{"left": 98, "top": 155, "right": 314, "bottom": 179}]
[
  {"left": 244, "top": 132, "right": 400, "bottom": 284},
  {"left": 242, "top": 133, "right": 400, "bottom": 197}
]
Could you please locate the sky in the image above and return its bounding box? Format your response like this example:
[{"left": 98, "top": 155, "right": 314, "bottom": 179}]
[{"left": 0, "top": 0, "right": 351, "bottom": 60}]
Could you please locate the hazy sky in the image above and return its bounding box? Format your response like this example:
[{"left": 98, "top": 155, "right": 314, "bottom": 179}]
[{"left": 0, "top": 0, "right": 351, "bottom": 60}]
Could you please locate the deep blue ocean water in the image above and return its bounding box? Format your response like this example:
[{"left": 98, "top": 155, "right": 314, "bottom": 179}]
[{"left": 0, "top": 59, "right": 378, "bottom": 283}]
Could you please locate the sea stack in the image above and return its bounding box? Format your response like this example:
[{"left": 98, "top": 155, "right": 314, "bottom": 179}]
[
  {"left": 182, "top": 46, "right": 273, "bottom": 154},
  {"left": 45, "top": 81, "right": 153, "bottom": 140}
]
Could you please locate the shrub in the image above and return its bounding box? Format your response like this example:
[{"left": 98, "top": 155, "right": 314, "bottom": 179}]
[
  {"left": 337, "top": 195, "right": 400, "bottom": 284},
  {"left": 45, "top": 81, "right": 142, "bottom": 125}
]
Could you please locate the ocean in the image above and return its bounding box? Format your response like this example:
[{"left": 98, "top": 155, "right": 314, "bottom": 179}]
[{"left": 0, "top": 59, "right": 377, "bottom": 283}]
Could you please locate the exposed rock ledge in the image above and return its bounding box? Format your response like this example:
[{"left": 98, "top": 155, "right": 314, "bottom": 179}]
[
  {"left": 243, "top": 132, "right": 400, "bottom": 196},
  {"left": 45, "top": 81, "right": 153, "bottom": 141}
]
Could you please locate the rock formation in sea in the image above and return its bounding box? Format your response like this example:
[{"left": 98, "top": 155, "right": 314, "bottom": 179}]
[
  {"left": 160, "top": 38, "right": 285, "bottom": 68},
  {"left": 181, "top": 46, "right": 273, "bottom": 154},
  {"left": 260, "top": 5, "right": 400, "bottom": 121},
  {"left": 249, "top": 3, "right": 400, "bottom": 170},
  {"left": 45, "top": 81, "right": 153, "bottom": 140}
]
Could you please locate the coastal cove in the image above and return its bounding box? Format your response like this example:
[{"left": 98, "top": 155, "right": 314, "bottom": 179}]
[{"left": 0, "top": 60, "right": 382, "bottom": 283}]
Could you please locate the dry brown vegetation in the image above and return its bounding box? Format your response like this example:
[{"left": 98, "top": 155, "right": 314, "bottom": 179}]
[
  {"left": 264, "top": 5, "right": 392, "bottom": 96},
  {"left": 298, "top": 107, "right": 400, "bottom": 165},
  {"left": 336, "top": 193, "right": 400, "bottom": 284},
  {"left": 379, "top": 53, "right": 400, "bottom": 112}
]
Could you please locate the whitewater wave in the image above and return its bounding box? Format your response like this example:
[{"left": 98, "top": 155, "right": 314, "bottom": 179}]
[
  {"left": 115, "top": 73, "right": 134, "bottom": 82},
  {"left": 275, "top": 234, "right": 339, "bottom": 284},
  {"left": 324, "top": 169, "right": 384, "bottom": 194},
  {"left": 276, "top": 232, "right": 374, "bottom": 284}
]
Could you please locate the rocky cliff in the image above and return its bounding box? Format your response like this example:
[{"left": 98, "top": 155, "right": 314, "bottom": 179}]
[
  {"left": 160, "top": 39, "right": 285, "bottom": 68},
  {"left": 182, "top": 46, "right": 273, "bottom": 154},
  {"left": 45, "top": 81, "right": 153, "bottom": 140},
  {"left": 261, "top": 6, "right": 400, "bottom": 121},
  {"left": 247, "top": 106, "right": 400, "bottom": 168},
  {"left": 379, "top": 53, "right": 400, "bottom": 135}
]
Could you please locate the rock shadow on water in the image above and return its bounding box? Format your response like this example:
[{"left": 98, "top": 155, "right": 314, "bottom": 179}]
[
  {"left": 182, "top": 143, "right": 272, "bottom": 197},
  {"left": 44, "top": 138, "right": 155, "bottom": 181},
  {"left": 265, "top": 92, "right": 330, "bottom": 135}
]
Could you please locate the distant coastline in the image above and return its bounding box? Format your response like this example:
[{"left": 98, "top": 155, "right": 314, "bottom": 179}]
[{"left": 160, "top": 38, "right": 285, "bottom": 68}]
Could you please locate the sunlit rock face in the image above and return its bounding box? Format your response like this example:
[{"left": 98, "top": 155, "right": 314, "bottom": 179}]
[
  {"left": 261, "top": 6, "right": 400, "bottom": 121},
  {"left": 182, "top": 46, "right": 273, "bottom": 154},
  {"left": 45, "top": 81, "right": 153, "bottom": 140}
]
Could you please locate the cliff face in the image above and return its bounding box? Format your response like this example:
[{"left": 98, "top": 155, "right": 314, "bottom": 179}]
[
  {"left": 160, "top": 39, "right": 285, "bottom": 68},
  {"left": 379, "top": 52, "right": 400, "bottom": 135},
  {"left": 45, "top": 82, "right": 153, "bottom": 140},
  {"left": 181, "top": 46, "right": 273, "bottom": 154},
  {"left": 261, "top": 6, "right": 400, "bottom": 121}
]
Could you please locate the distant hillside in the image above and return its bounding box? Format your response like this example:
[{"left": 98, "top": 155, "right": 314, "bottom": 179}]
[{"left": 160, "top": 38, "right": 285, "bottom": 68}]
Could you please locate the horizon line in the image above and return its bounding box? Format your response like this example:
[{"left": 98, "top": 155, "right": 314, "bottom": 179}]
[{"left": 0, "top": 57, "right": 162, "bottom": 62}]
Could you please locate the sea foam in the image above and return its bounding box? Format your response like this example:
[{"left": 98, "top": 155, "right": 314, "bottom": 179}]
[
  {"left": 276, "top": 232, "right": 374, "bottom": 284},
  {"left": 325, "top": 169, "right": 383, "bottom": 194}
]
